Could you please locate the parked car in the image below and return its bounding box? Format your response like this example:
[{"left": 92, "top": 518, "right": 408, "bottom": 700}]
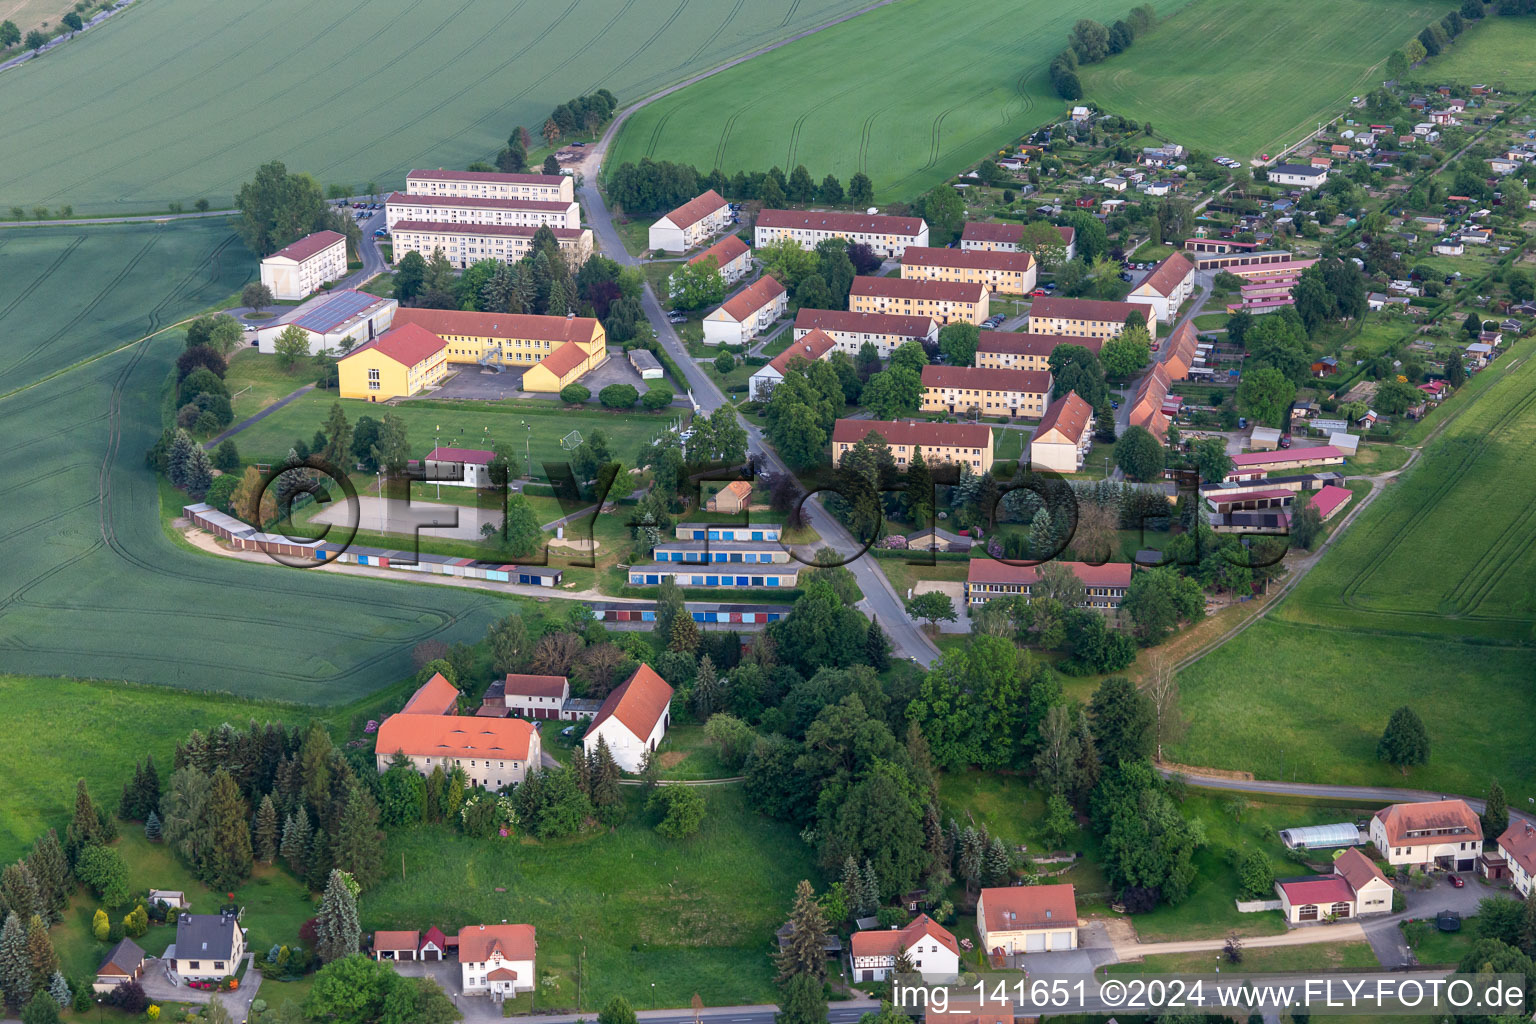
[
  {"left": 1449, "top": 874, "right": 1465, "bottom": 888},
  {"left": 1030, "top": 288, "right": 1047, "bottom": 297},
  {"left": 1279, "top": 437, "right": 1292, "bottom": 449},
  {"left": 1043, "top": 282, "right": 1056, "bottom": 290},
  {"left": 572, "top": 141, "right": 586, "bottom": 147}
]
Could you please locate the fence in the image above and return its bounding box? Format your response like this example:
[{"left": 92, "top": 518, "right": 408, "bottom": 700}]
[{"left": 1235, "top": 899, "right": 1283, "bottom": 913}]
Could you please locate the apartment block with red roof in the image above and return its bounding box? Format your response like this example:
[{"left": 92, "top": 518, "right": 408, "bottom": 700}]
[
  {"left": 793, "top": 308, "right": 938, "bottom": 358},
  {"left": 1128, "top": 252, "right": 1195, "bottom": 323},
  {"left": 832, "top": 419, "right": 994, "bottom": 474},
  {"left": 975, "top": 331, "right": 1100, "bottom": 371},
  {"left": 965, "top": 558, "right": 1132, "bottom": 611},
  {"left": 1030, "top": 391, "right": 1095, "bottom": 473},
  {"left": 920, "top": 365, "right": 1053, "bottom": 418},
  {"left": 703, "top": 275, "right": 787, "bottom": 346},
  {"left": 899, "top": 246, "right": 1037, "bottom": 295},
  {"left": 849, "top": 914, "right": 960, "bottom": 981},
  {"left": 582, "top": 664, "right": 674, "bottom": 772},
  {"left": 259, "top": 230, "right": 347, "bottom": 300},
  {"left": 649, "top": 190, "right": 732, "bottom": 252},
  {"left": 1368, "top": 799, "right": 1482, "bottom": 871},
  {"left": 385, "top": 191, "right": 580, "bottom": 231},
  {"left": 750, "top": 328, "right": 836, "bottom": 400},
  {"left": 459, "top": 923, "right": 536, "bottom": 997},
  {"left": 688, "top": 234, "right": 752, "bottom": 284},
  {"left": 755, "top": 209, "right": 928, "bottom": 258},
  {"left": 850, "top": 276, "right": 990, "bottom": 325},
  {"left": 406, "top": 168, "right": 573, "bottom": 203},
  {"left": 1028, "top": 296, "right": 1156, "bottom": 341},
  {"left": 389, "top": 221, "right": 592, "bottom": 270}
]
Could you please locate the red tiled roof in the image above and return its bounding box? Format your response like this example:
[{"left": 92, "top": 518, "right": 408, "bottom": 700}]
[
  {"left": 374, "top": 930, "right": 420, "bottom": 951},
  {"left": 420, "top": 926, "right": 448, "bottom": 951},
  {"left": 851, "top": 276, "right": 987, "bottom": 302},
  {"left": 719, "top": 275, "right": 786, "bottom": 321},
  {"left": 390, "top": 219, "right": 587, "bottom": 242},
  {"left": 1334, "top": 848, "right": 1388, "bottom": 892},
  {"left": 427, "top": 447, "right": 494, "bottom": 465},
  {"left": 375, "top": 714, "right": 534, "bottom": 761},
  {"left": 1308, "top": 484, "right": 1352, "bottom": 519},
  {"left": 831, "top": 418, "right": 991, "bottom": 450},
  {"left": 921, "top": 364, "right": 1052, "bottom": 395},
  {"left": 537, "top": 340, "right": 590, "bottom": 379},
  {"left": 586, "top": 664, "right": 673, "bottom": 741},
  {"left": 849, "top": 914, "right": 959, "bottom": 958},
  {"left": 1136, "top": 252, "right": 1195, "bottom": 298},
  {"left": 900, "top": 247, "right": 1034, "bottom": 273},
  {"left": 1159, "top": 321, "right": 1199, "bottom": 378},
  {"left": 767, "top": 329, "right": 837, "bottom": 376},
  {"left": 458, "top": 924, "right": 536, "bottom": 963},
  {"left": 979, "top": 883, "right": 1077, "bottom": 932},
  {"left": 1373, "top": 799, "right": 1482, "bottom": 847},
  {"left": 926, "top": 1000, "right": 1012, "bottom": 1024},
  {"left": 408, "top": 169, "right": 565, "bottom": 187},
  {"left": 1033, "top": 391, "right": 1093, "bottom": 444},
  {"left": 1029, "top": 295, "right": 1154, "bottom": 324},
  {"left": 1278, "top": 875, "right": 1356, "bottom": 906},
  {"left": 394, "top": 308, "right": 600, "bottom": 343},
  {"left": 1497, "top": 822, "right": 1536, "bottom": 878},
  {"left": 268, "top": 230, "right": 345, "bottom": 263},
  {"left": 502, "top": 674, "right": 568, "bottom": 700},
  {"left": 347, "top": 323, "right": 446, "bottom": 369},
  {"left": 960, "top": 222, "right": 1025, "bottom": 244},
  {"left": 978, "top": 331, "right": 1101, "bottom": 357},
  {"left": 660, "top": 190, "right": 728, "bottom": 230},
  {"left": 690, "top": 234, "right": 749, "bottom": 267},
  {"left": 794, "top": 308, "right": 936, "bottom": 338},
  {"left": 401, "top": 672, "right": 460, "bottom": 715},
  {"left": 1229, "top": 446, "right": 1344, "bottom": 467},
  {"left": 386, "top": 191, "right": 574, "bottom": 213},
  {"left": 1057, "top": 225, "right": 1075, "bottom": 245},
  {"left": 967, "top": 558, "right": 1131, "bottom": 590},
  {"left": 758, "top": 209, "right": 926, "bottom": 236}
]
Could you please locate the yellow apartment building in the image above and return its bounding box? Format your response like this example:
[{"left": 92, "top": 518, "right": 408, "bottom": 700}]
[
  {"left": 848, "top": 276, "right": 990, "bottom": 325},
  {"left": 899, "top": 246, "right": 1038, "bottom": 295}
]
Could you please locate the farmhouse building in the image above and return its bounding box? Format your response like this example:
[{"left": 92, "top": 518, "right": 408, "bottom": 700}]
[
  {"left": 688, "top": 234, "right": 752, "bottom": 284},
  {"left": 850, "top": 276, "right": 989, "bottom": 325},
  {"left": 920, "top": 365, "right": 1052, "bottom": 417},
  {"left": 649, "top": 190, "right": 732, "bottom": 252},
  {"left": 583, "top": 663, "right": 674, "bottom": 772},
  {"left": 755, "top": 209, "right": 928, "bottom": 257},
  {"left": 1492, "top": 822, "right": 1536, "bottom": 897},
  {"left": 390, "top": 308, "right": 609, "bottom": 393},
  {"left": 1128, "top": 252, "right": 1196, "bottom": 322},
  {"left": 375, "top": 673, "right": 541, "bottom": 789},
  {"left": 406, "top": 168, "right": 573, "bottom": 203},
  {"left": 1368, "top": 799, "right": 1482, "bottom": 871},
  {"left": 401, "top": 672, "right": 461, "bottom": 715},
  {"left": 965, "top": 559, "right": 1131, "bottom": 611},
  {"left": 259, "top": 230, "right": 347, "bottom": 301},
  {"left": 976, "top": 331, "right": 1100, "bottom": 370},
  {"left": 256, "top": 288, "right": 398, "bottom": 356},
  {"left": 750, "top": 328, "right": 836, "bottom": 400},
  {"left": 976, "top": 884, "right": 1078, "bottom": 953},
  {"left": 93, "top": 938, "right": 145, "bottom": 994},
  {"left": 899, "top": 246, "right": 1038, "bottom": 295},
  {"left": 495, "top": 674, "right": 570, "bottom": 720},
  {"left": 385, "top": 192, "right": 580, "bottom": 230},
  {"left": 849, "top": 914, "right": 960, "bottom": 982},
  {"left": 831, "top": 419, "right": 993, "bottom": 473},
  {"left": 1275, "top": 848, "right": 1393, "bottom": 924},
  {"left": 389, "top": 221, "right": 592, "bottom": 269},
  {"left": 792, "top": 308, "right": 938, "bottom": 357},
  {"left": 168, "top": 912, "right": 245, "bottom": 982},
  {"left": 336, "top": 322, "right": 449, "bottom": 401},
  {"left": 1268, "top": 164, "right": 1329, "bottom": 189},
  {"left": 460, "top": 923, "right": 535, "bottom": 997},
  {"left": 1028, "top": 296, "right": 1156, "bottom": 341},
  {"left": 703, "top": 275, "right": 787, "bottom": 346},
  {"left": 1030, "top": 391, "right": 1095, "bottom": 473}
]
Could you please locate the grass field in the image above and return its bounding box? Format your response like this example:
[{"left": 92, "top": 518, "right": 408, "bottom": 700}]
[
  {"left": 0, "top": 0, "right": 74, "bottom": 41},
  {"left": 1078, "top": 0, "right": 1456, "bottom": 159},
  {"left": 1111, "top": 941, "right": 1381, "bottom": 973},
  {"left": 0, "top": 226, "right": 518, "bottom": 702},
  {"left": 0, "top": 0, "right": 876, "bottom": 214},
  {"left": 367, "top": 786, "right": 814, "bottom": 1008},
  {"left": 607, "top": 0, "right": 1133, "bottom": 202},
  {"left": 1411, "top": 14, "right": 1536, "bottom": 90}
]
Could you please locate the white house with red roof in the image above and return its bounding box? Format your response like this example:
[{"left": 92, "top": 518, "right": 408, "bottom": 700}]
[
  {"left": 375, "top": 674, "right": 540, "bottom": 790},
  {"left": 583, "top": 664, "right": 674, "bottom": 771},
  {"left": 976, "top": 883, "right": 1078, "bottom": 953},
  {"left": 423, "top": 447, "right": 495, "bottom": 488},
  {"left": 703, "top": 275, "right": 787, "bottom": 346},
  {"left": 650, "top": 190, "right": 732, "bottom": 252},
  {"left": 1369, "top": 799, "right": 1482, "bottom": 871},
  {"left": 1491, "top": 822, "right": 1536, "bottom": 896},
  {"left": 1128, "top": 252, "right": 1196, "bottom": 323},
  {"left": 750, "top": 329, "right": 837, "bottom": 400},
  {"left": 1275, "top": 848, "right": 1392, "bottom": 924},
  {"left": 850, "top": 914, "right": 959, "bottom": 981},
  {"left": 459, "top": 923, "right": 536, "bottom": 997},
  {"left": 965, "top": 559, "right": 1132, "bottom": 612},
  {"left": 260, "top": 230, "right": 348, "bottom": 300},
  {"left": 688, "top": 234, "right": 752, "bottom": 285}
]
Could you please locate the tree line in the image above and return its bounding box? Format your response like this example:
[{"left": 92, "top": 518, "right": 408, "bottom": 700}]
[
  {"left": 607, "top": 158, "right": 875, "bottom": 217},
  {"left": 1050, "top": 6, "right": 1156, "bottom": 100}
]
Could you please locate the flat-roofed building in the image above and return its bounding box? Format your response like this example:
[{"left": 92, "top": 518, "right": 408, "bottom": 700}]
[
  {"left": 652, "top": 539, "right": 790, "bottom": 564},
  {"left": 256, "top": 288, "right": 398, "bottom": 356},
  {"left": 385, "top": 192, "right": 580, "bottom": 230},
  {"left": 1028, "top": 295, "right": 1156, "bottom": 341},
  {"left": 755, "top": 209, "right": 927, "bottom": 257},
  {"left": 393, "top": 308, "right": 607, "bottom": 388},
  {"left": 406, "top": 168, "right": 573, "bottom": 202},
  {"left": 832, "top": 419, "right": 993, "bottom": 473},
  {"left": 338, "top": 323, "right": 449, "bottom": 401},
  {"left": 687, "top": 234, "right": 751, "bottom": 284},
  {"left": 793, "top": 308, "right": 938, "bottom": 357},
  {"left": 259, "top": 230, "right": 348, "bottom": 300},
  {"left": 627, "top": 564, "right": 800, "bottom": 589},
  {"left": 965, "top": 558, "right": 1132, "bottom": 610},
  {"left": 850, "top": 275, "right": 989, "bottom": 325},
  {"left": 674, "top": 522, "right": 783, "bottom": 542},
  {"left": 899, "top": 246, "right": 1037, "bottom": 295},
  {"left": 389, "top": 220, "right": 592, "bottom": 269},
  {"left": 920, "top": 365, "right": 1052, "bottom": 418},
  {"left": 703, "top": 275, "right": 787, "bottom": 346},
  {"left": 976, "top": 330, "right": 1101, "bottom": 370},
  {"left": 649, "top": 190, "right": 731, "bottom": 252},
  {"left": 1030, "top": 391, "right": 1094, "bottom": 473}
]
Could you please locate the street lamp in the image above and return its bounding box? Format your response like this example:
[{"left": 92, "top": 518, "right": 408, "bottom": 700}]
[
  {"left": 520, "top": 420, "right": 532, "bottom": 472},
  {"left": 434, "top": 424, "right": 441, "bottom": 499}
]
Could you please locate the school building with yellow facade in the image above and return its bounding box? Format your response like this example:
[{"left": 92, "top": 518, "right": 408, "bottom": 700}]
[{"left": 337, "top": 323, "right": 450, "bottom": 401}]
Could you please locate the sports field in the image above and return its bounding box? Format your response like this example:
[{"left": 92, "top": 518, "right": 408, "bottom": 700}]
[
  {"left": 0, "top": 225, "right": 512, "bottom": 700},
  {"left": 1078, "top": 0, "right": 1456, "bottom": 159},
  {"left": 1412, "top": 14, "right": 1536, "bottom": 90},
  {"left": 607, "top": 0, "right": 1132, "bottom": 200},
  {"left": 0, "top": 0, "right": 872, "bottom": 214}
]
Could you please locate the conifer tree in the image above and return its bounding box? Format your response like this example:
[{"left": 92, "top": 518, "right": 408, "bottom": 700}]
[
  {"left": 1483, "top": 781, "right": 1509, "bottom": 841},
  {"left": 139, "top": 755, "right": 161, "bottom": 820},
  {"left": 26, "top": 832, "right": 69, "bottom": 924},
  {"left": 957, "top": 828, "right": 985, "bottom": 890},
  {"left": 254, "top": 794, "right": 280, "bottom": 864},
  {"left": 983, "top": 837, "right": 1012, "bottom": 886},
  {"left": 204, "top": 769, "right": 253, "bottom": 890},
  {"left": 63, "top": 780, "right": 103, "bottom": 864},
  {"left": 0, "top": 865, "right": 43, "bottom": 927},
  {"left": 865, "top": 617, "right": 890, "bottom": 671},
  {"left": 305, "top": 827, "right": 331, "bottom": 891},
  {"left": 0, "top": 911, "right": 29, "bottom": 1007},
  {"left": 590, "top": 736, "right": 624, "bottom": 826},
  {"left": 574, "top": 747, "right": 593, "bottom": 798},
  {"left": 279, "top": 809, "right": 307, "bottom": 868},
  {"left": 119, "top": 761, "right": 146, "bottom": 821},
  {"left": 47, "top": 971, "right": 69, "bottom": 1010},
  {"left": 861, "top": 859, "right": 881, "bottom": 911},
  {"left": 329, "top": 787, "right": 383, "bottom": 888},
  {"left": 143, "top": 812, "right": 162, "bottom": 843},
  {"left": 314, "top": 870, "right": 360, "bottom": 963},
  {"left": 669, "top": 613, "right": 700, "bottom": 654},
  {"left": 692, "top": 655, "right": 720, "bottom": 718},
  {"left": 838, "top": 857, "right": 862, "bottom": 923},
  {"left": 24, "top": 915, "right": 56, "bottom": 993},
  {"left": 773, "top": 880, "right": 828, "bottom": 983}
]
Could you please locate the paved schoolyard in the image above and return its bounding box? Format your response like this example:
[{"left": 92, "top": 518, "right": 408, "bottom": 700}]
[
  {"left": 413, "top": 349, "right": 671, "bottom": 404},
  {"left": 310, "top": 495, "right": 501, "bottom": 542}
]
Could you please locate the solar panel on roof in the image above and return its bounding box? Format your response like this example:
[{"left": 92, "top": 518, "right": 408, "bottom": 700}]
[{"left": 292, "top": 291, "right": 382, "bottom": 333}]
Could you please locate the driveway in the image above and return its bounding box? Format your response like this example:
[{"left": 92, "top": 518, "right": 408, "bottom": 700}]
[
  {"left": 137, "top": 954, "right": 261, "bottom": 1015},
  {"left": 310, "top": 494, "right": 501, "bottom": 542}
]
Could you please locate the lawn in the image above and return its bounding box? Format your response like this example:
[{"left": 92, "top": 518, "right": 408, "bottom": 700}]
[
  {"left": 1411, "top": 14, "right": 1536, "bottom": 90},
  {"left": 367, "top": 786, "right": 815, "bottom": 1009},
  {"left": 1110, "top": 941, "right": 1381, "bottom": 974},
  {"left": 1192, "top": 313, "right": 1230, "bottom": 331},
  {"left": 652, "top": 724, "right": 735, "bottom": 780},
  {"left": 1403, "top": 913, "right": 1480, "bottom": 966},
  {"left": 607, "top": 0, "right": 1134, "bottom": 202},
  {"left": 224, "top": 349, "right": 314, "bottom": 420},
  {"left": 1078, "top": 0, "right": 1456, "bottom": 159},
  {"left": 0, "top": 0, "right": 878, "bottom": 214}
]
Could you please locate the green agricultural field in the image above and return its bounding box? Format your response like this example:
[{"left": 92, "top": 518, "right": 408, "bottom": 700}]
[
  {"left": 1411, "top": 15, "right": 1536, "bottom": 90},
  {"left": 608, "top": 0, "right": 1133, "bottom": 201},
  {"left": 0, "top": 226, "right": 517, "bottom": 701},
  {"left": 1078, "top": 0, "right": 1456, "bottom": 159},
  {"left": 0, "top": 0, "right": 874, "bottom": 214},
  {"left": 368, "top": 786, "right": 814, "bottom": 1009}
]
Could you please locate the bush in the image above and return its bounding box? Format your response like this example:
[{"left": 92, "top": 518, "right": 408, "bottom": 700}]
[
  {"left": 713, "top": 351, "right": 736, "bottom": 374},
  {"left": 108, "top": 980, "right": 148, "bottom": 1014},
  {"left": 641, "top": 384, "right": 674, "bottom": 410},
  {"left": 599, "top": 383, "right": 638, "bottom": 409},
  {"left": 560, "top": 383, "right": 590, "bottom": 404}
]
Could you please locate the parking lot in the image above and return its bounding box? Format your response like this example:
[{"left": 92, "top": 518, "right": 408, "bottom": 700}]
[{"left": 412, "top": 349, "right": 678, "bottom": 404}]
